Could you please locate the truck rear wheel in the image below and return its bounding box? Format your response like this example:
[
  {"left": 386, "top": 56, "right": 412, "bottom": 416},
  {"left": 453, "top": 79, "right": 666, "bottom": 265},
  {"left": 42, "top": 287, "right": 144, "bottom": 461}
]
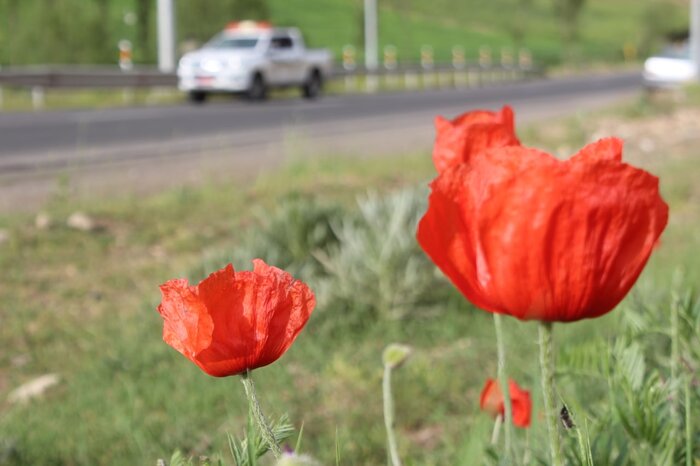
[
  {"left": 247, "top": 73, "right": 267, "bottom": 101},
  {"left": 188, "top": 91, "right": 208, "bottom": 104},
  {"left": 302, "top": 70, "right": 323, "bottom": 99}
]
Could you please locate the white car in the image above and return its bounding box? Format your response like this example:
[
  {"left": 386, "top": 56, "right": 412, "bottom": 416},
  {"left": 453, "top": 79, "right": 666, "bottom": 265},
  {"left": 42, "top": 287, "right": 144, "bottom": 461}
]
[
  {"left": 178, "top": 21, "right": 333, "bottom": 102},
  {"left": 643, "top": 43, "right": 697, "bottom": 89}
]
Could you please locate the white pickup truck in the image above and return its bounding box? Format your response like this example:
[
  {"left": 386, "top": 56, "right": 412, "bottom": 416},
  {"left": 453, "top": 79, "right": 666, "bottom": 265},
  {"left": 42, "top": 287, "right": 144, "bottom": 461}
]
[{"left": 177, "top": 21, "right": 333, "bottom": 102}]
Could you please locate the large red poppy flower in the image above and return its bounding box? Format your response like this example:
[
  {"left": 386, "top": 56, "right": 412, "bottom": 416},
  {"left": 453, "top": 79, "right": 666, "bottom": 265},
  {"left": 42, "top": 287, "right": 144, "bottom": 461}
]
[
  {"left": 433, "top": 106, "right": 520, "bottom": 174},
  {"left": 480, "top": 378, "right": 531, "bottom": 428},
  {"left": 417, "top": 138, "right": 668, "bottom": 322},
  {"left": 157, "top": 260, "right": 315, "bottom": 377}
]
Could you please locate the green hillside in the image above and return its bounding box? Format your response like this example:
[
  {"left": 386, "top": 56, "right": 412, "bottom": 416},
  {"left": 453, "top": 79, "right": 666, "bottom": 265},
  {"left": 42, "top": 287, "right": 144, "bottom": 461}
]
[{"left": 0, "top": 0, "right": 689, "bottom": 67}]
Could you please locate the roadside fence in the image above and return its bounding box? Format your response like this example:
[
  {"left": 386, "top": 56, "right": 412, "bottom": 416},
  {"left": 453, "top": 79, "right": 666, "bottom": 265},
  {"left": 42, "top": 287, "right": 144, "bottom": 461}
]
[{"left": 0, "top": 47, "right": 542, "bottom": 110}]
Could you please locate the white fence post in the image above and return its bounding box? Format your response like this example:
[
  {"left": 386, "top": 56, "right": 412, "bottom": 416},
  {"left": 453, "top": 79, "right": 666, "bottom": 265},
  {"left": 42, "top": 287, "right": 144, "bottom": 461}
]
[{"left": 31, "top": 86, "right": 45, "bottom": 110}]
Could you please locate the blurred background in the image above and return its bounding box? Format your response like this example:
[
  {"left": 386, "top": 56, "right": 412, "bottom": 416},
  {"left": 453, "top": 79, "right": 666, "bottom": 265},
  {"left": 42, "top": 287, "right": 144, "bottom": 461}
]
[{"left": 0, "top": 0, "right": 691, "bottom": 66}]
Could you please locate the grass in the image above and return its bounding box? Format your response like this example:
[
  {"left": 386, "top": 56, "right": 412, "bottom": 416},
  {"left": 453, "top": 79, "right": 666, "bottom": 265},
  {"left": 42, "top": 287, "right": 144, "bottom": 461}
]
[
  {"left": 0, "top": 87, "right": 184, "bottom": 112},
  {"left": 0, "top": 92, "right": 699, "bottom": 464},
  {"left": 0, "top": 0, "right": 689, "bottom": 67}
]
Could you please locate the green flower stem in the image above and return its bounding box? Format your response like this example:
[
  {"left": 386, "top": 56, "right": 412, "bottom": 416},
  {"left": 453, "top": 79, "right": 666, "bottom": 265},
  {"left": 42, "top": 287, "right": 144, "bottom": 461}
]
[
  {"left": 671, "top": 295, "right": 681, "bottom": 447},
  {"left": 491, "top": 414, "right": 503, "bottom": 445},
  {"left": 538, "top": 322, "right": 563, "bottom": 466},
  {"left": 493, "top": 313, "right": 514, "bottom": 461},
  {"left": 523, "top": 429, "right": 532, "bottom": 465},
  {"left": 685, "top": 376, "right": 692, "bottom": 466},
  {"left": 240, "top": 370, "right": 282, "bottom": 459},
  {"left": 383, "top": 363, "right": 402, "bottom": 466}
]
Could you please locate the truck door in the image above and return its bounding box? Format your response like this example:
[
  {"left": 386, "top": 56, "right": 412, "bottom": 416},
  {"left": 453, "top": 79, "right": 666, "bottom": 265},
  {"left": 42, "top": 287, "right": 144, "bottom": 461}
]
[
  {"left": 267, "top": 35, "right": 291, "bottom": 85},
  {"left": 286, "top": 34, "right": 307, "bottom": 84},
  {"left": 268, "top": 34, "right": 302, "bottom": 85}
]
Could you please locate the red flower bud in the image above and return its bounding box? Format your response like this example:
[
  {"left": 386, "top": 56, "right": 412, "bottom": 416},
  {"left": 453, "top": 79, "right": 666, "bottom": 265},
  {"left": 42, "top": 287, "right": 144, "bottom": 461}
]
[{"left": 480, "top": 378, "right": 532, "bottom": 428}]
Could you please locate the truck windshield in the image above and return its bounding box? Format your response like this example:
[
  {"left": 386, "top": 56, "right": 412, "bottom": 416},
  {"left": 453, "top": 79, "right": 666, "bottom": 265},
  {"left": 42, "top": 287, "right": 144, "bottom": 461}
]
[{"left": 205, "top": 36, "right": 258, "bottom": 49}]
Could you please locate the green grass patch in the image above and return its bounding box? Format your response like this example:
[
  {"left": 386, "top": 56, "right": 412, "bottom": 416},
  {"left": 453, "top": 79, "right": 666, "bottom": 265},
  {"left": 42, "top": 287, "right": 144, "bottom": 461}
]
[
  {"left": 0, "top": 0, "right": 689, "bottom": 67},
  {"left": 0, "top": 98, "right": 699, "bottom": 464}
]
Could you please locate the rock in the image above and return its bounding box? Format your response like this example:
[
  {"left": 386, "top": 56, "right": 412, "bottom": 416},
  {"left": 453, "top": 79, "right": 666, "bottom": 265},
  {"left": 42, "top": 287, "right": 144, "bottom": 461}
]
[
  {"left": 35, "top": 212, "right": 52, "bottom": 230},
  {"left": 639, "top": 137, "right": 656, "bottom": 154},
  {"left": 7, "top": 374, "right": 60, "bottom": 404},
  {"left": 64, "top": 264, "right": 78, "bottom": 278},
  {"left": 149, "top": 245, "right": 167, "bottom": 260},
  {"left": 67, "top": 212, "right": 95, "bottom": 232},
  {"left": 10, "top": 354, "right": 30, "bottom": 368}
]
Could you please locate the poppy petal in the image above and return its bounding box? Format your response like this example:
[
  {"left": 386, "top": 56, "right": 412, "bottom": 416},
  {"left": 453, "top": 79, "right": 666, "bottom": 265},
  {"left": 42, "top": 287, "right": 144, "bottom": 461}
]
[
  {"left": 571, "top": 137, "right": 623, "bottom": 163},
  {"left": 157, "top": 278, "right": 214, "bottom": 362},
  {"left": 432, "top": 106, "right": 520, "bottom": 173},
  {"left": 251, "top": 259, "right": 316, "bottom": 369}
]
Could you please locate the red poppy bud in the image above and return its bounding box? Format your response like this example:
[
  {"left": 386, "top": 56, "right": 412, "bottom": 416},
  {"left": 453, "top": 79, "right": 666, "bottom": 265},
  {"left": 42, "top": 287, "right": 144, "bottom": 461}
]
[
  {"left": 417, "top": 138, "right": 668, "bottom": 322},
  {"left": 480, "top": 378, "right": 531, "bottom": 428},
  {"left": 157, "top": 260, "right": 315, "bottom": 377},
  {"left": 433, "top": 106, "right": 520, "bottom": 174}
]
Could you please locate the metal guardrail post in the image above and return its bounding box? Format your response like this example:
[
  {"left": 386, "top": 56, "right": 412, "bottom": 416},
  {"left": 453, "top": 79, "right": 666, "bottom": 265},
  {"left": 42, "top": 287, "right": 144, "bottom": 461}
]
[
  {"left": 383, "top": 45, "right": 398, "bottom": 89},
  {"left": 404, "top": 69, "right": 418, "bottom": 90},
  {"left": 342, "top": 45, "right": 358, "bottom": 92},
  {"left": 31, "top": 86, "right": 45, "bottom": 110},
  {"left": 452, "top": 46, "right": 466, "bottom": 89}
]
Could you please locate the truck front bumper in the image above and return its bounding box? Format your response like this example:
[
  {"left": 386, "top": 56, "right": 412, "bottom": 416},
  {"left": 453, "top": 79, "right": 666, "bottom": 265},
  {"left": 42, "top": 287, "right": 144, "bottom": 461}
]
[{"left": 178, "top": 72, "right": 251, "bottom": 93}]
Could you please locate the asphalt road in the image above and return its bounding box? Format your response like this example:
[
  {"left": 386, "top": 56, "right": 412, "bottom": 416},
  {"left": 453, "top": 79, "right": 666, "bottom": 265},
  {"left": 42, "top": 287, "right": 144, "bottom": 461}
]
[{"left": 0, "top": 71, "right": 642, "bottom": 210}]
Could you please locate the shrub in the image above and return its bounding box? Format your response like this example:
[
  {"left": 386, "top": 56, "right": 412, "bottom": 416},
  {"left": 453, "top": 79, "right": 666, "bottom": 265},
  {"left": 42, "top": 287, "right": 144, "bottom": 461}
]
[{"left": 314, "top": 186, "right": 459, "bottom": 329}]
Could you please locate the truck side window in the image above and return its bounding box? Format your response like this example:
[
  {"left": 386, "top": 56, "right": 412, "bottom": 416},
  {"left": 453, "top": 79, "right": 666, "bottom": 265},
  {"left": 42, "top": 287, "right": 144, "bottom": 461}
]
[{"left": 271, "top": 36, "right": 293, "bottom": 50}]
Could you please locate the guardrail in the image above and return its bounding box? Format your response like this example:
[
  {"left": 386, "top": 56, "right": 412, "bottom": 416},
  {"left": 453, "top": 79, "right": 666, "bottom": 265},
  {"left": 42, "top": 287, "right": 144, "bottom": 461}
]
[
  {"left": 0, "top": 66, "right": 177, "bottom": 88},
  {"left": 333, "top": 62, "right": 542, "bottom": 93},
  {"left": 0, "top": 62, "right": 543, "bottom": 109}
]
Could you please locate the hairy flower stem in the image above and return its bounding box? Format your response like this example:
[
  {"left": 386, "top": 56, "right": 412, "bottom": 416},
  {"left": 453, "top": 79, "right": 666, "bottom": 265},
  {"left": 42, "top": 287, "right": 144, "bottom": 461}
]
[
  {"left": 493, "top": 313, "right": 514, "bottom": 461},
  {"left": 538, "top": 322, "right": 563, "bottom": 466},
  {"left": 241, "top": 370, "right": 282, "bottom": 459},
  {"left": 671, "top": 294, "right": 681, "bottom": 448},
  {"left": 685, "top": 376, "right": 692, "bottom": 466},
  {"left": 383, "top": 364, "right": 402, "bottom": 466},
  {"left": 491, "top": 414, "right": 503, "bottom": 445}
]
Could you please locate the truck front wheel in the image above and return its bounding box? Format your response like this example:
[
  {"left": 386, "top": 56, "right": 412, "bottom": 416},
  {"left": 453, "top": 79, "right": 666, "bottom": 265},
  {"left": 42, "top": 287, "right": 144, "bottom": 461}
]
[
  {"left": 302, "top": 70, "right": 323, "bottom": 99},
  {"left": 247, "top": 73, "right": 267, "bottom": 101},
  {"left": 188, "top": 91, "right": 208, "bottom": 104}
]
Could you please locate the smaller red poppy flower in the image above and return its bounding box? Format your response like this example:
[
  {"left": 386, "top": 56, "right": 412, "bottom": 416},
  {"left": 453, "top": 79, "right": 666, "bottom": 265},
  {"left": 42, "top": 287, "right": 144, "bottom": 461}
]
[
  {"left": 157, "top": 259, "right": 315, "bottom": 377},
  {"left": 433, "top": 105, "right": 520, "bottom": 173},
  {"left": 480, "top": 378, "right": 532, "bottom": 428}
]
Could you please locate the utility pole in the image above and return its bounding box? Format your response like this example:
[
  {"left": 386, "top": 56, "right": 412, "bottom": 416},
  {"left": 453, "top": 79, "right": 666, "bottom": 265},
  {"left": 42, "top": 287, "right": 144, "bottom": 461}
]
[
  {"left": 364, "top": 0, "right": 378, "bottom": 71},
  {"left": 157, "top": 0, "right": 176, "bottom": 72},
  {"left": 692, "top": 0, "right": 700, "bottom": 80}
]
